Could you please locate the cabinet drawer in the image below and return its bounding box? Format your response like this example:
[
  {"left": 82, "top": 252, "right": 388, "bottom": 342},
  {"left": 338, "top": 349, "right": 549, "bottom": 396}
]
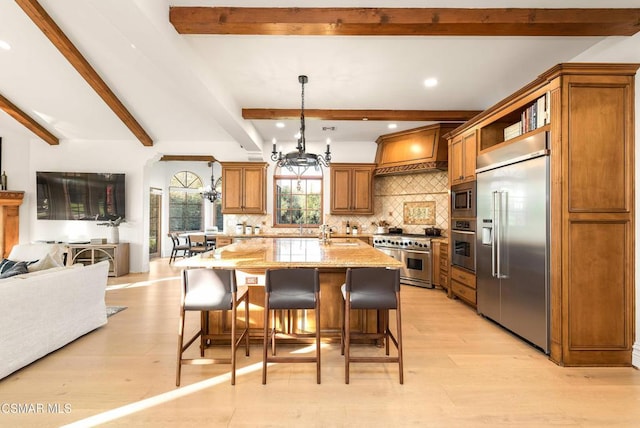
[
  {"left": 450, "top": 266, "right": 476, "bottom": 289},
  {"left": 451, "top": 280, "right": 476, "bottom": 305},
  {"left": 439, "top": 273, "right": 449, "bottom": 289},
  {"left": 440, "top": 258, "right": 448, "bottom": 271}
]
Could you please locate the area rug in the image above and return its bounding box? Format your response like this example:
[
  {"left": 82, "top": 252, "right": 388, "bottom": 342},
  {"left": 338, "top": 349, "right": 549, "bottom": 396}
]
[{"left": 106, "top": 306, "right": 127, "bottom": 318}]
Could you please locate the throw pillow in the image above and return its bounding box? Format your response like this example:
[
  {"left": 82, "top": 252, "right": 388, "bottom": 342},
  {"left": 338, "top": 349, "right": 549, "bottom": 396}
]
[
  {"left": 0, "top": 258, "right": 38, "bottom": 275},
  {"left": 27, "top": 253, "right": 63, "bottom": 272},
  {"left": 0, "top": 261, "right": 29, "bottom": 279},
  {"left": 0, "top": 258, "right": 16, "bottom": 274}
]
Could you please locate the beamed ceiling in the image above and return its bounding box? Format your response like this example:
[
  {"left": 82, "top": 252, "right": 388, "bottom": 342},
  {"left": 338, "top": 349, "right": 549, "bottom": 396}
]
[{"left": 0, "top": 1, "right": 638, "bottom": 154}]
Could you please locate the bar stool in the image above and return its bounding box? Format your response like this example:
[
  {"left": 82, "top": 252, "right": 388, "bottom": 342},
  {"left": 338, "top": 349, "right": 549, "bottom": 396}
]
[
  {"left": 176, "top": 268, "right": 250, "bottom": 386},
  {"left": 262, "top": 268, "right": 321, "bottom": 384},
  {"left": 342, "top": 267, "right": 403, "bottom": 384}
]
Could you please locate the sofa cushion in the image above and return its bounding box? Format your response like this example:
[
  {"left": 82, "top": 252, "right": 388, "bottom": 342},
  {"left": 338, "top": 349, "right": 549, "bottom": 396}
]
[
  {"left": 27, "top": 253, "right": 62, "bottom": 272},
  {"left": 8, "top": 243, "right": 66, "bottom": 266},
  {"left": 0, "top": 261, "right": 29, "bottom": 279}
]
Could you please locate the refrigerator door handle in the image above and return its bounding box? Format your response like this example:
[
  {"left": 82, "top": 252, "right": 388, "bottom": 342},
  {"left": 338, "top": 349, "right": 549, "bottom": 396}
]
[
  {"left": 492, "top": 191, "right": 498, "bottom": 278},
  {"left": 496, "top": 190, "right": 503, "bottom": 279}
]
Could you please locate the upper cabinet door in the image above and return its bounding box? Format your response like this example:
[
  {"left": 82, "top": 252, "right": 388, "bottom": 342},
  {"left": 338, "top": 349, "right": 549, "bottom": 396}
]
[
  {"left": 241, "top": 165, "right": 267, "bottom": 213},
  {"left": 221, "top": 166, "right": 243, "bottom": 212},
  {"left": 449, "top": 130, "right": 476, "bottom": 185},
  {"left": 221, "top": 162, "right": 267, "bottom": 214},
  {"left": 330, "top": 163, "right": 375, "bottom": 215}
]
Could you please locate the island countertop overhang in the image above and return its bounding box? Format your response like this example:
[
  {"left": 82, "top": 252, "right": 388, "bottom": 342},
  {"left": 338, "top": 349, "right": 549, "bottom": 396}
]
[{"left": 175, "top": 237, "right": 403, "bottom": 270}]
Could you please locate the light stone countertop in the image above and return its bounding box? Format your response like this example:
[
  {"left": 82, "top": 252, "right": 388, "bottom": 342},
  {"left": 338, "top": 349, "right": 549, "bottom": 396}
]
[{"left": 175, "top": 237, "right": 402, "bottom": 270}]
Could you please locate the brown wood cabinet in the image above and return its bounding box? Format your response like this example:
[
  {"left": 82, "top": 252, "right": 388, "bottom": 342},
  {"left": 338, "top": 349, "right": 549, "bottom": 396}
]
[
  {"left": 450, "top": 266, "right": 476, "bottom": 306},
  {"left": 439, "top": 242, "right": 449, "bottom": 295},
  {"left": 221, "top": 162, "right": 267, "bottom": 214},
  {"left": 0, "top": 191, "right": 24, "bottom": 258},
  {"left": 447, "top": 63, "right": 638, "bottom": 366},
  {"left": 449, "top": 130, "right": 477, "bottom": 185},
  {"left": 330, "top": 163, "right": 376, "bottom": 215},
  {"left": 214, "top": 236, "right": 233, "bottom": 248}
]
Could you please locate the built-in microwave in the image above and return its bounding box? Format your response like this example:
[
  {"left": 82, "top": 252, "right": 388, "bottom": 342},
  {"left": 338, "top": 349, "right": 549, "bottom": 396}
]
[{"left": 451, "top": 181, "right": 476, "bottom": 218}]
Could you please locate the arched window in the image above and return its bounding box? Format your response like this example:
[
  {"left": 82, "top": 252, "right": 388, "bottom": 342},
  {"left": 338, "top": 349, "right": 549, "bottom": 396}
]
[{"left": 169, "top": 171, "right": 203, "bottom": 232}]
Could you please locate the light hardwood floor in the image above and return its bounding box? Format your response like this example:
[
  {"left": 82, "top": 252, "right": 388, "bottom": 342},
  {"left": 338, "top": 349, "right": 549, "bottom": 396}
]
[{"left": 1, "top": 259, "right": 640, "bottom": 427}]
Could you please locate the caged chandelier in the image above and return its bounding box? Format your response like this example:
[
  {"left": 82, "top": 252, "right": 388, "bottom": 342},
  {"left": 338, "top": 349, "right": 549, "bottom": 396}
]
[
  {"left": 201, "top": 161, "right": 221, "bottom": 202},
  {"left": 271, "top": 75, "right": 331, "bottom": 173}
]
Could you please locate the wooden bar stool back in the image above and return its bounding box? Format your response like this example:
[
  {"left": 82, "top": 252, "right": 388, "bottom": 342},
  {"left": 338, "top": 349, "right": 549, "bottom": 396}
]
[
  {"left": 262, "top": 268, "right": 321, "bottom": 384},
  {"left": 342, "top": 267, "right": 403, "bottom": 384},
  {"left": 187, "top": 234, "right": 208, "bottom": 256},
  {"left": 176, "top": 268, "right": 250, "bottom": 386}
]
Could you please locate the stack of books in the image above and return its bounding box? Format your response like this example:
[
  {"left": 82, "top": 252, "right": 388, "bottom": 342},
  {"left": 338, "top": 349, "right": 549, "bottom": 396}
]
[{"left": 504, "top": 92, "right": 550, "bottom": 141}]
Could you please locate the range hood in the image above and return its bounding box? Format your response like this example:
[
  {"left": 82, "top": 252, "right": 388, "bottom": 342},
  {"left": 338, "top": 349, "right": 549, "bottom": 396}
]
[{"left": 374, "top": 123, "right": 462, "bottom": 176}]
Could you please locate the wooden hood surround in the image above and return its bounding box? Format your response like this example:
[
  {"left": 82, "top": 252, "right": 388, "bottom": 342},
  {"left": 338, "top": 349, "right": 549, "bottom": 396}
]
[
  {"left": 0, "top": 191, "right": 25, "bottom": 258},
  {"left": 373, "top": 123, "right": 462, "bottom": 176}
]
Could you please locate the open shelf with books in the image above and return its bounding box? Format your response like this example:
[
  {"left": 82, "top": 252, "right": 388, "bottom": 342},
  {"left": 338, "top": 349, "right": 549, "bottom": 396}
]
[{"left": 479, "top": 92, "right": 550, "bottom": 152}]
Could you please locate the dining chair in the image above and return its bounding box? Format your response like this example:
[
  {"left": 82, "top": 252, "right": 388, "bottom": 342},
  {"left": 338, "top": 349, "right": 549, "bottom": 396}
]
[
  {"left": 176, "top": 268, "right": 250, "bottom": 386},
  {"left": 187, "top": 234, "right": 208, "bottom": 256},
  {"left": 342, "top": 267, "right": 403, "bottom": 384},
  {"left": 168, "top": 233, "right": 190, "bottom": 263},
  {"left": 262, "top": 268, "right": 321, "bottom": 384}
]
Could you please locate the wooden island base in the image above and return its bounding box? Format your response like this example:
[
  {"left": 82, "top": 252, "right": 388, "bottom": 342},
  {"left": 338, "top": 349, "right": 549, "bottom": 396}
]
[
  {"left": 206, "top": 268, "right": 381, "bottom": 343},
  {"left": 176, "top": 237, "right": 403, "bottom": 344}
]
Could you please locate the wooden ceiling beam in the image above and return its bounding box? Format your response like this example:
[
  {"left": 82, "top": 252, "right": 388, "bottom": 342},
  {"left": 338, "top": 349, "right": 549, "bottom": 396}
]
[
  {"left": 170, "top": 7, "right": 640, "bottom": 36},
  {"left": 242, "top": 109, "right": 481, "bottom": 122},
  {"left": 16, "top": 0, "right": 154, "bottom": 146},
  {"left": 0, "top": 93, "right": 59, "bottom": 145},
  {"left": 159, "top": 155, "right": 217, "bottom": 162}
]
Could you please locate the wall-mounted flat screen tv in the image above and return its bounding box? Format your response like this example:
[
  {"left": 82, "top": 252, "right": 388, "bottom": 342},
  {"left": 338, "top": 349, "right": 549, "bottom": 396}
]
[{"left": 36, "top": 172, "right": 125, "bottom": 221}]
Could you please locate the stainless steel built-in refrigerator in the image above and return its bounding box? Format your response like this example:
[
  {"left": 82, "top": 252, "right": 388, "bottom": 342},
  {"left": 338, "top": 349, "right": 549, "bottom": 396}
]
[{"left": 476, "top": 132, "right": 550, "bottom": 353}]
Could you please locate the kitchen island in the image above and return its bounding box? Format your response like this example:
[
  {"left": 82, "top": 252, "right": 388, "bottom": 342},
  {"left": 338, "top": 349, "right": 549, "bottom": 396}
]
[{"left": 176, "top": 237, "right": 402, "bottom": 341}]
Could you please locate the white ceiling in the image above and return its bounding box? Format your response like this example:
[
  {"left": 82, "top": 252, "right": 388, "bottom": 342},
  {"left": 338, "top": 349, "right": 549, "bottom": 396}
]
[{"left": 0, "top": 0, "right": 639, "bottom": 156}]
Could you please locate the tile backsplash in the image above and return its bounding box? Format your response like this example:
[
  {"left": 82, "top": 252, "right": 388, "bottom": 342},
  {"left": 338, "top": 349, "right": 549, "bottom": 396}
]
[{"left": 225, "top": 170, "right": 449, "bottom": 236}]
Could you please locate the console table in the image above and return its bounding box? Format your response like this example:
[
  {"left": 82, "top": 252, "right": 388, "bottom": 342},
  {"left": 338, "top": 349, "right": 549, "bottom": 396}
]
[{"left": 66, "top": 243, "right": 129, "bottom": 277}]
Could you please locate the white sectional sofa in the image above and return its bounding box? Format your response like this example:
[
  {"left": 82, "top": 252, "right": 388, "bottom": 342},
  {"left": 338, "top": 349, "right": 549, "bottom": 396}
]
[{"left": 0, "top": 244, "right": 110, "bottom": 380}]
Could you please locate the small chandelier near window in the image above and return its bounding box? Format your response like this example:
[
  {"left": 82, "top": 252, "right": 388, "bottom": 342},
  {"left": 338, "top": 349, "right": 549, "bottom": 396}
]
[
  {"left": 200, "top": 161, "right": 221, "bottom": 203},
  {"left": 271, "top": 75, "right": 331, "bottom": 175}
]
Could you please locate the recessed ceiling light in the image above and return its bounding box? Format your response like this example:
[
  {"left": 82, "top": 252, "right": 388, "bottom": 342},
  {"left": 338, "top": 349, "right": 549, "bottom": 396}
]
[
  {"left": 388, "top": 123, "right": 398, "bottom": 129},
  {"left": 0, "top": 40, "right": 11, "bottom": 50},
  {"left": 275, "top": 122, "right": 285, "bottom": 128},
  {"left": 424, "top": 78, "right": 438, "bottom": 88},
  {"left": 362, "top": 117, "right": 369, "bottom": 121}
]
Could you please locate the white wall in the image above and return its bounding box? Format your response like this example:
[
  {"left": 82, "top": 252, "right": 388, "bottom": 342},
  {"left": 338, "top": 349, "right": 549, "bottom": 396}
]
[{"left": 2, "top": 133, "right": 377, "bottom": 273}]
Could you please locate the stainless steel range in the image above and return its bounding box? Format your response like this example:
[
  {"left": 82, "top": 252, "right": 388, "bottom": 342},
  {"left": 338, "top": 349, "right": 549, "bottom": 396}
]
[{"left": 373, "top": 234, "right": 432, "bottom": 288}]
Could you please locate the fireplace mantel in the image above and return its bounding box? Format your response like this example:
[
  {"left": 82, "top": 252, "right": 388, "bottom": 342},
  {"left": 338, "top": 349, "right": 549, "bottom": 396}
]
[{"left": 0, "top": 191, "right": 25, "bottom": 258}]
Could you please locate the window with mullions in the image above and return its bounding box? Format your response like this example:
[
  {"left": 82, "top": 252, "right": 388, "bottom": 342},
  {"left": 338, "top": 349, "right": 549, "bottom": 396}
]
[
  {"left": 169, "top": 171, "right": 203, "bottom": 232},
  {"left": 274, "top": 168, "right": 322, "bottom": 227}
]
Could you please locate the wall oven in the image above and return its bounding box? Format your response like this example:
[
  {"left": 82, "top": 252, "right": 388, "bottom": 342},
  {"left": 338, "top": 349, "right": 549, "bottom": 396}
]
[
  {"left": 451, "top": 219, "right": 475, "bottom": 272},
  {"left": 451, "top": 181, "right": 476, "bottom": 218}
]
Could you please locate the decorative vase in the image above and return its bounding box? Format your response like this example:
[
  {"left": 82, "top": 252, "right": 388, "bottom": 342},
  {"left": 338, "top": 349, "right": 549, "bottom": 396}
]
[
  {"left": 108, "top": 227, "right": 120, "bottom": 244},
  {"left": 376, "top": 226, "right": 388, "bottom": 234}
]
